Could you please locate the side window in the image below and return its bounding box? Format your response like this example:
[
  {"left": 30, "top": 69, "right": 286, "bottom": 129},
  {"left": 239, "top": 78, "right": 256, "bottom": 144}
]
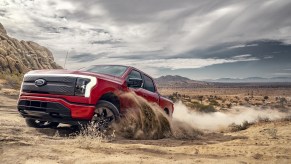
[
  {"left": 143, "top": 75, "right": 156, "bottom": 92},
  {"left": 127, "top": 70, "right": 142, "bottom": 79},
  {"left": 127, "top": 70, "right": 142, "bottom": 88}
]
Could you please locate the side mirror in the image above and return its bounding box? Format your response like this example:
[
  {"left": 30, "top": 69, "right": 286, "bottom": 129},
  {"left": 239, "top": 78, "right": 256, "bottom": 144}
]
[{"left": 127, "top": 78, "right": 143, "bottom": 88}]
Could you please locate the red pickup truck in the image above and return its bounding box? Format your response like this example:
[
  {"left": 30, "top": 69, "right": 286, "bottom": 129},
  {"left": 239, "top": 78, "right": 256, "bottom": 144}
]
[{"left": 17, "top": 65, "right": 174, "bottom": 128}]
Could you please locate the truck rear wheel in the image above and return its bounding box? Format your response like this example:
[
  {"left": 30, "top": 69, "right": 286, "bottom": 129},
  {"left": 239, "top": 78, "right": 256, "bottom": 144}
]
[
  {"left": 25, "top": 118, "right": 59, "bottom": 128},
  {"left": 91, "top": 100, "right": 120, "bottom": 130}
]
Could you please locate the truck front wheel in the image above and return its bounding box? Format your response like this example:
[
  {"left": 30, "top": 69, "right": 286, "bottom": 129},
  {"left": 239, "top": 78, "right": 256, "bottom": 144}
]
[
  {"left": 25, "top": 118, "right": 59, "bottom": 128},
  {"left": 91, "top": 100, "right": 120, "bottom": 130}
]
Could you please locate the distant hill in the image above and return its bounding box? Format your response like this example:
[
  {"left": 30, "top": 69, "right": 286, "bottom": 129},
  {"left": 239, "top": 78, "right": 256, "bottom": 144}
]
[
  {"left": 155, "top": 75, "right": 211, "bottom": 88},
  {"left": 154, "top": 75, "right": 291, "bottom": 89},
  {"left": 207, "top": 77, "right": 291, "bottom": 83},
  {"left": 0, "top": 23, "right": 61, "bottom": 75}
]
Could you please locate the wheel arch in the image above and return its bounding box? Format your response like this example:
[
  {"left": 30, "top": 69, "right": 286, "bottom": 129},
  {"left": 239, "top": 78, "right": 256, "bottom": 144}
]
[{"left": 98, "top": 92, "right": 121, "bottom": 112}]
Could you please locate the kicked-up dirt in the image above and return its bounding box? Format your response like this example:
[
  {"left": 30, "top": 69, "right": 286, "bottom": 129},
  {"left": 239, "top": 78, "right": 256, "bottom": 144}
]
[{"left": 0, "top": 94, "right": 291, "bottom": 164}]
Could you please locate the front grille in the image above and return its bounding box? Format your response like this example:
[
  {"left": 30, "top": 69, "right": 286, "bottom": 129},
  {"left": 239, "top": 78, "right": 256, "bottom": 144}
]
[
  {"left": 18, "top": 100, "right": 71, "bottom": 116},
  {"left": 22, "top": 75, "right": 77, "bottom": 96}
]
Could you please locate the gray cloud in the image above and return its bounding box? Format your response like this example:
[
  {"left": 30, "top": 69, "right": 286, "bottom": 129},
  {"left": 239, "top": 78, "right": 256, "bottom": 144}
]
[
  {"left": 1, "top": 0, "right": 291, "bottom": 79},
  {"left": 70, "top": 53, "right": 101, "bottom": 62},
  {"left": 0, "top": 9, "right": 6, "bottom": 17}
]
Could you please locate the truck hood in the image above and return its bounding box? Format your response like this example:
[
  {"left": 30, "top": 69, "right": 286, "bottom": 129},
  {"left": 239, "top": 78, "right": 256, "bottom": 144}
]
[{"left": 26, "top": 69, "right": 124, "bottom": 84}]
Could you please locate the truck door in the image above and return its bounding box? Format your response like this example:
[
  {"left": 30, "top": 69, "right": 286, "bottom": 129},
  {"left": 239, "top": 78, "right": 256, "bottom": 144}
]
[
  {"left": 126, "top": 70, "right": 159, "bottom": 104},
  {"left": 141, "top": 74, "right": 159, "bottom": 104}
]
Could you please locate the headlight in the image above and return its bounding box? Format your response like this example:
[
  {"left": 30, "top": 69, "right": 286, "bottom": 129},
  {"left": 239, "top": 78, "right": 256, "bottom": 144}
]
[{"left": 75, "top": 78, "right": 91, "bottom": 96}]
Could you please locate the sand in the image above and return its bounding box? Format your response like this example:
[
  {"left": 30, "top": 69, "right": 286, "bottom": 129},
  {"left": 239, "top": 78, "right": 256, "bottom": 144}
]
[{"left": 0, "top": 94, "right": 291, "bottom": 164}]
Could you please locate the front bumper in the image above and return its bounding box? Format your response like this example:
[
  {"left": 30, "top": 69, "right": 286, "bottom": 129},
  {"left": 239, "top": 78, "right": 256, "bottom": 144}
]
[{"left": 18, "top": 95, "right": 95, "bottom": 124}]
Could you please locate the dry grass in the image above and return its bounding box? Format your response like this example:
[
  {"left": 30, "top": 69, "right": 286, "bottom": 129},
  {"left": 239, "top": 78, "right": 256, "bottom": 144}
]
[
  {"left": 0, "top": 72, "right": 23, "bottom": 89},
  {"left": 265, "top": 128, "right": 278, "bottom": 139},
  {"left": 69, "top": 122, "right": 116, "bottom": 148}
]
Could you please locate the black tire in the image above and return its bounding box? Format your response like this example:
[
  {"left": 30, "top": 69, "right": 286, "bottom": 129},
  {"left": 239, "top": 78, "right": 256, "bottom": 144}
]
[
  {"left": 91, "top": 100, "right": 120, "bottom": 130},
  {"left": 25, "top": 118, "right": 59, "bottom": 128}
]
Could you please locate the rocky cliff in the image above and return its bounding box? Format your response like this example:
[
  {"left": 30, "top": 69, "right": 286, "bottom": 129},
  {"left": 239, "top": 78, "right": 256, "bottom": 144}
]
[{"left": 0, "top": 23, "right": 61, "bottom": 75}]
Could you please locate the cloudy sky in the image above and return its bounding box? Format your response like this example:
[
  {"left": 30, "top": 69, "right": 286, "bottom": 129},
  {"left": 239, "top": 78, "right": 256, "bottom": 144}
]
[{"left": 1, "top": 0, "right": 291, "bottom": 79}]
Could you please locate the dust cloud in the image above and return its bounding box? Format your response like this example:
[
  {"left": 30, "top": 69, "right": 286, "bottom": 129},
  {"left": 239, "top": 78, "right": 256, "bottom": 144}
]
[
  {"left": 113, "top": 92, "right": 202, "bottom": 140},
  {"left": 173, "top": 101, "right": 288, "bottom": 131},
  {"left": 113, "top": 92, "right": 172, "bottom": 140},
  {"left": 112, "top": 92, "right": 289, "bottom": 139}
]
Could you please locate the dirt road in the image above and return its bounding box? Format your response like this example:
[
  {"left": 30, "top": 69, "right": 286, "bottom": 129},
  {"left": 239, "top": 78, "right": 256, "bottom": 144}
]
[{"left": 0, "top": 94, "right": 290, "bottom": 164}]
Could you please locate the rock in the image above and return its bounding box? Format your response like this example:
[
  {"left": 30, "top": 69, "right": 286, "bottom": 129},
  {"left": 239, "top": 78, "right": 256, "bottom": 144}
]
[
  {"left": 0, "top": 23, "right": 62, "bottom": 75},
  {"left": 0, "top": 23, "right": 7, "bottom": 35}
]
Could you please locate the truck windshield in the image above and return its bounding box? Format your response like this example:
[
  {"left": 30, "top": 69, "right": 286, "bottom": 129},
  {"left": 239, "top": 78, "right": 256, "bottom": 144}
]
[{"left": 80, "top": 65, "right": 128, "bottom": 77}]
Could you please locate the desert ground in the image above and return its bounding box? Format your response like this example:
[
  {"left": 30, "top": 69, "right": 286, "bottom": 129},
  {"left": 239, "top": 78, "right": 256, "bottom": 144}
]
[
  {"left": 159, "top": 87, "right": 291, "bottom": 111},
  {"left": 1, "top": 85, "right": 291, "bottom": 164}
]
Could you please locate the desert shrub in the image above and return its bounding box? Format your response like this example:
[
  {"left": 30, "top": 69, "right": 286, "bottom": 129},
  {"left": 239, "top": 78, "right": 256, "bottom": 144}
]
[
  {"left": 219, "top": 107, "right": 228, "bottom": 111},
  {"left": 199, "top": 105, "right": 216, "bottom": 113},
  {"left": 184, "top": 95, "right": 191, "bottom": 102},
  {"left": 282, "top": 115, "right": 291, "bottom": 121},
  {"left": 168, "top": 95, "right": 175, "bottom": 102},
  {"left": 5, "top": 74, "right": 23, "bottom": 89},
  {"left": 216, "top": 96, "right": 222, "bottom": 100},
  {"left": 244, "top": 97, "right": 249, "bottom": 102},
  {"left": 264, "top": 128, "right": 278, "bottom": 139},
  {"left": 0, "top": 72, "right": 23, "bottom": 89},
  {"left": 188, "top": 102, "right": 216, "bottom": 113},
  {"left": 198, "top": 95, "right": 203, "bottom": 104},
  {"left": 0, "top": 85, "right": 2, "bottom": 91},
  {"left": 257, "top": 117, "right": 270, "bottom": 123},
  {"left": 226, "top": 103, "right": 232, "bottom": 108},
  {"left": 278, "top": 97, "right": 287, "bottom": 107},
  {"left": 228, "top": 121, "right": 251, "bottom": 132},
  {"left": 255, "top": 102, "right": 263, "bottom": 106},
  {"left": 209, "top": 99, "right": 220, "bottom": 106},
  {"left": 168, "top": 92, "right": 181, "bottom": 102}
]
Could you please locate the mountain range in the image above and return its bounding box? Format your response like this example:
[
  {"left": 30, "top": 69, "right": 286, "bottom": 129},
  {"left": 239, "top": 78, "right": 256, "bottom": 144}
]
[
  {"left": 206, "top": 77, "right": 291, "bottom": 83},
  {"left": 154, "top": 75, "right": 212, "bottom": 88},
  {"left": 155, "top": 75, "right": 291, "bottom": 88}
]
